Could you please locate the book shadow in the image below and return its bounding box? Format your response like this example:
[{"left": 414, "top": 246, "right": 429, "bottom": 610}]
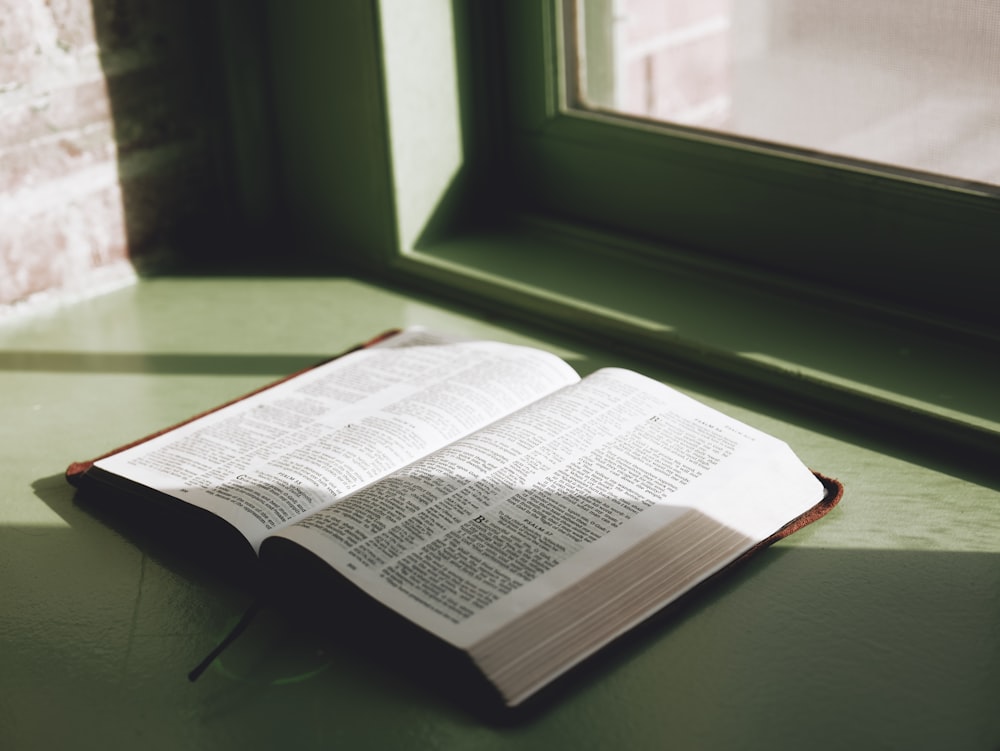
[
  {"left": 45, "top": 475, "right": 502, "bottom": 722},
  {"left": 18, "top": 474, "right": 1000, "bottom": 743},
  {"left": 39, "top": 470, "right": 832, "bottom": 727},
  {"left": 56, "top": 472, "right": 262, "bottom": 590},
  {"left": 251, "top": 531, "right": 779, "bottom": 727}
]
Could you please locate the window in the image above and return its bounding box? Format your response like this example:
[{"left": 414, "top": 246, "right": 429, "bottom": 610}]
[
  {"left": 499, "top": 0, "right": 1000, "bottom": 331},
  {"left": 231, "top": 0, "right": 999, "bottom": 458},
  {"left": 574, "top": 0, "right": 1000, "bottom": 190}
]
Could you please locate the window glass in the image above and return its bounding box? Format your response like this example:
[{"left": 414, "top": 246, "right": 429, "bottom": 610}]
[{"left": 575, "top": 0, "right": 1000, "bottom": 189}]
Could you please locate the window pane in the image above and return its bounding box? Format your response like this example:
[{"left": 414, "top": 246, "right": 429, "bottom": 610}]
[{"left": 574, "top": 0, "right": 1000, "bottom": 188}]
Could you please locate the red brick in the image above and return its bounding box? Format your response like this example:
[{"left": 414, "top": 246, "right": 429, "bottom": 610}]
[
  {"left": 0, "top": 0, "right": 222, "bottom": 308},
  {"left": 0, "top": 80, "right": 112, "bottom": 145},
  {"left": 47, "top": 0, "right": 100, "bottom": 50},
  {"left": 0, "top": 126, "right": 116, "bottom": 193},
  {"left": 0, "top": 183, "right": 129, "bottom": 305}
]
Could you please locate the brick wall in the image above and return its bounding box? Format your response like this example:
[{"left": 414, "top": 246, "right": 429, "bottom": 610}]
[{"left": 0, "top": 0, "right": 222, "bottom": 310}]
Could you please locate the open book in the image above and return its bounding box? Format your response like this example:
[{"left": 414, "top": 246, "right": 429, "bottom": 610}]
[{"left": 67, "top": 328, "right": 841, "bottom": 707}]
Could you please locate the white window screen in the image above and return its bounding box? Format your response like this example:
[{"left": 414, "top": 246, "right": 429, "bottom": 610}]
[{"left": 576, "top": 0, "right": 1000, "bottom": 187}]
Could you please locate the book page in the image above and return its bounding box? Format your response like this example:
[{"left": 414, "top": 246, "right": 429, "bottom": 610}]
[
  {"left": 93, "top": 332, "right": 580, "bottom": 549},
  {"left": 271, "top": 368, "right": 826, "bottom": 647}
]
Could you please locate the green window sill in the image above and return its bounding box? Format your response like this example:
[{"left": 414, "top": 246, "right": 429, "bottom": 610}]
[
  {"left": 381, "top": 221, "right": 999, "bottom": 464},
  {"left": 233, "top": 0, "right": 998, "bottom": 465}
]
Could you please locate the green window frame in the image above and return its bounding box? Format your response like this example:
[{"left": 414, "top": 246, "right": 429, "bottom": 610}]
[
  {"left": 501, "top": 0, "right": 1000, "bottom": 331},
  {"left": 220, "top": 0, "right": 999, "bottom": 459}
]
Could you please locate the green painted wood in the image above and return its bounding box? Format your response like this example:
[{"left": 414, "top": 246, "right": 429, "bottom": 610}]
[
  {"left": 234, "top": 0, "right": 999, "bottom": 460},
  {"left": 378, "top": 0, "right": 466, "bottom": 251},
  {"left": 213, "top": 0, "right": 278, "bottom": 237},
  {"left": 1, "top": 277, "right": 997, "bottom": 750},
  {"left": 391, "top": 224, "right": 1000, "bottom": 464},
  {"left": 3, "top": 5, "right": 997, "bottom": 748},
  {"left": 264, "top": 0, "right": 397, "bottom": 264},
  {"left": 500, "top": 0, "right": 1000, "bottom": 329}
]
